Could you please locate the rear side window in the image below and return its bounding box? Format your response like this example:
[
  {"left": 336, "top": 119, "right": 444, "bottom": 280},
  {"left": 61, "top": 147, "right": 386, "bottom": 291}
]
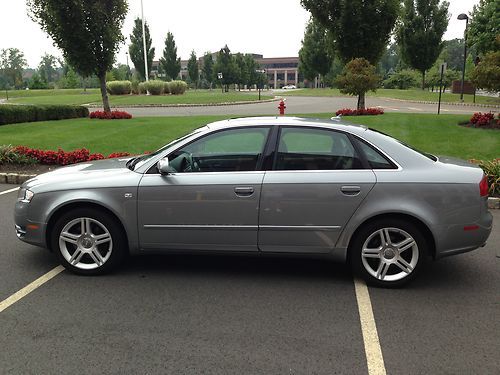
[
  {"left": 275, "top": 127, "right": 363, "bottom": 170},
  {"left": 354, "top": 138, "right": 397, "bottom": 169}
]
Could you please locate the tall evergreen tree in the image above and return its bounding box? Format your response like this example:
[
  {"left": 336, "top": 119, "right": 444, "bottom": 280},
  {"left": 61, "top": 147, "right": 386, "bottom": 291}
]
[
  {"left": 160, "top": 32, "right": 181, "bottom": 81},
  {"left": 214, "top": 45, "right": 237, "bottom": 92},
  {"left": 397, "top": 0, "right": 449, "bottom": 89},
  {"left": 202, "top": 52, "right": 215, "bottom": 89},
  {"left": 234, "top": 53, "right": 247, "bottom": 90},
  {"left": 298, "top": 18, "right": 331, "bottom": 86},
  {"left": 187, "top": 50, "right": 199, "bottom": 88},
  {"left": 128, "top": 18, "right": 154, "bottom": 81},
  {"left": 243, "top": 54, "right": 260, "bottom": 88},
  {"left": 28, "top": 0, "right": 128, "bottom": 112}
]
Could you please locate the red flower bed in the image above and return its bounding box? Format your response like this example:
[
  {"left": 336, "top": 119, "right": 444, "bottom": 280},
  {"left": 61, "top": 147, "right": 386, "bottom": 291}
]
[
  {"left": 335, "top": 108, "right": 384, "bottom": 116},
  {"left": 89, "top": 110, "right": 132, "bottom": 119},
  {"left": 14, "top": 146, "right": 134, "bottom": 166},
  {"left": 470, "top": 112, "right": 496, "bottom": 127}
]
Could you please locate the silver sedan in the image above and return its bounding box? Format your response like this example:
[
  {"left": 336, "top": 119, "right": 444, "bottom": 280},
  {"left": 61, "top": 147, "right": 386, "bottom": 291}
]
[{"left": 14, "top": 117, "right": 493, "bottom": 287}]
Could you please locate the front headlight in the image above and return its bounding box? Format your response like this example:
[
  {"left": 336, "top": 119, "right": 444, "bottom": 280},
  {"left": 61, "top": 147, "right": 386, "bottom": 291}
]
[{"left": 18, "top": 188, "right": 35, "bottom": 203}]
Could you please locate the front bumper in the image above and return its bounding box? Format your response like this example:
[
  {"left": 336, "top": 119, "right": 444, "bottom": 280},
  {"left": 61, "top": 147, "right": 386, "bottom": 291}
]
[{"left": 14, "top": 200, "right": 47, "bottom": 248}]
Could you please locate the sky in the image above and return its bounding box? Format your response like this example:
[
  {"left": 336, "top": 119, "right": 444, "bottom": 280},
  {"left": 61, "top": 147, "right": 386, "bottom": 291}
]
[{"left": 0, "top": 0, "right": 480, "bottom": 68}]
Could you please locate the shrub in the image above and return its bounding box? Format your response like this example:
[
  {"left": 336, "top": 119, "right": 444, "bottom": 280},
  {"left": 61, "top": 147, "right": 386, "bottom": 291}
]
[
  {"left": 169, "top": 80, "right": 188, "bottom": 95},
  {"left": 0, "top": 145, "right": 37, "bottom": 165},
  {"left": 89, "top": 110, "right": 132, "bottom": 119},
  {"left": 470, "top": 159, "right": 500, "bottom": 196},
  {"left": 106, "top": 80, "right": 132, "bottom": 95},
  {"left": 13, "top": 146, "right": 135, "bottom": 166},
  {"left": 138, "top": 82, "right": 147, "bottom": 94},
  {"left": 383, "top": 69, "right": 419, "bottom": 89},
  {"left": 0, "top": 104, "right": 89, "bottom": 126},
  {"left": 163, "top": 81, "right": 170, "bottom": 94},
  {"left": 335, "top": 108, "right": 384, "bottom": 116},
  {"left": 131, "top": 80, "right": 140, "bottom": 95},
  {"left": 470, "top": 112, "right": 495, "bottom": 127},
  {"left": 145, "top": 80, "right": 165, "bottom": 95}
]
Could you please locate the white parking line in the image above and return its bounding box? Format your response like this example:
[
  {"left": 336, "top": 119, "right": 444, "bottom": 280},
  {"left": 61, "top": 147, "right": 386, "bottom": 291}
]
[
  {"left": 0, "top": 266, "right": 64, "bottom": 313},
  {"left": 354, "top": 278, "right": 387, "bottom": 375},
  {"left": 0, "top": 187, "right": 19, "bottom": 196}
]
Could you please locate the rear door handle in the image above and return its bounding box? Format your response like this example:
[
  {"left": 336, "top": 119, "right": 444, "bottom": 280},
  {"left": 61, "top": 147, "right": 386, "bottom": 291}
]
[
  {"left": 234, "top": 186, "right": 254, "bottom": 197},
  {"left": 341, "top": 186, "right": 361, "bottom": 196}
]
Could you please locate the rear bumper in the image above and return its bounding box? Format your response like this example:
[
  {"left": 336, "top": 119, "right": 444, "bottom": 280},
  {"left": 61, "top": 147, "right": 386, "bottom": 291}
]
[{"left": 435, "top": 210, "right": 493, "bottom": 259}]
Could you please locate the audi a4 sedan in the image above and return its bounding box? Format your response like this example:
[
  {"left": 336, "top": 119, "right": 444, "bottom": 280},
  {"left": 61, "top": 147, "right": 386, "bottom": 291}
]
[{"left": 14, "top": 116, "right": 493, "bottom": 287}]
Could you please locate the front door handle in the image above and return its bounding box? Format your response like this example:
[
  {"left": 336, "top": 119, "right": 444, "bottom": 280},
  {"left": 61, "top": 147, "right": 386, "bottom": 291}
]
[
  {"left": 234, "top": 186, "right": 254, "bottom": 197},
  {"left": 341, "top": 186, "right": 361, "bottom": 196}
]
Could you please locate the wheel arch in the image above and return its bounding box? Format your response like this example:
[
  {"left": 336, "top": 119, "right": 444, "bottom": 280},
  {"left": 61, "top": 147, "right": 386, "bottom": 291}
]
[
  {"left": 346, "top": 212, "right": 437, "bottom": 262},
  {"left": 45, "top": 201, "right": 130, "bottom": 254}
]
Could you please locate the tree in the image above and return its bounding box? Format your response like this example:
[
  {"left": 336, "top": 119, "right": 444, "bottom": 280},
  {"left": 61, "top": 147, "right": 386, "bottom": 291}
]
[
  {"left": 243, "top": 54, "right": 260, "bottom": 88},
  {"left": 214, "top": 45, "right": 238, "bottom": 92},
  {"left": 397, "top": 0, "right": 449, "bottom": 89},
  {"left": 38, "top": 53, "right": 57, "bottom": 84},
  {"left": 128, "top": 18, "right": 154, "bottom": 81},
  {"left": 335, "top": 58, "right": 380, "bottom": 110},
  {"left": 233, "top": 53, "right": 247, "bottom": 90},
  {"left": 202, "top": 52, "right": 215, "bottom": 89},
  {"left": 111, "top": 64, "right": 131, "bottom": 81},
  {"left": 187, "top": 50, "right": 199, "bottom": 88},
  {"left": 299, "top": 18, "right": 331, "bottom": 86},
  {"left": 29, "top": 72, "right": 48, "bottom": 89},
  {"left": 301, "top": 0, "right": 399, "bottom": 64},
  {"left": 160, "top": 32, "right": 181, "bottom": 81},
  {"left": 468, "top": 0, "right": 500, "bottom": 55},
  {"left": 441, "top": 39, "right": 466, "bottom": 71},
  {"left": 470, "top": 51, "right": 500, "bottom": 92},
  {"left": 28, "top": 0, "right": 128, "bottom": 112},
  {"left": 0, "top": 48, "right": 27, "bottom": 89}
]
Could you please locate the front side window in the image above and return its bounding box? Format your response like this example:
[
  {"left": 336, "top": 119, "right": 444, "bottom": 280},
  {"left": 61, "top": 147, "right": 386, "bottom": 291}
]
[
  {"left": 168, "top": 127, "right": 270, "bottom": 173},
  {"left": 275, "top": 127, "right": 363, "bottom": 170}
]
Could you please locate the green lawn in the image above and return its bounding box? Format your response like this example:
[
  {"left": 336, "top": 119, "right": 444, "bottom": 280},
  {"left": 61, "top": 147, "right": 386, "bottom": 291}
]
[
  {"left": 0, "top": 89, "right": 272, "bottom": 106},
  {"left": 283, "top": 88, "right": 500, "bottom": 105},
  {"left": 0, "top": 113, "right": 498, "bottom": 160}
]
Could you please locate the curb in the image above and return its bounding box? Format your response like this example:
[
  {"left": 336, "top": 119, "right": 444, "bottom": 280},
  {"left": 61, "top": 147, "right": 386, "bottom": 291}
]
[
  {"left": 1, "top": 172, "right": 499, "bottom": 209},
  {"left": 380, "top": 97, "right": 500, "bottom": 109},
  {"left": 84, "top": 97, "right": 280, "bottom": 108}
]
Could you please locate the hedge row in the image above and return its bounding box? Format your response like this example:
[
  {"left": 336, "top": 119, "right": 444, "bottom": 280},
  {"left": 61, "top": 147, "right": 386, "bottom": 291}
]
[
  {"left": 112, "top": 80, "right": 188, "bottom": 96},
  {"left": 0, "top": 104, "right": 89, "bottom": 126}
]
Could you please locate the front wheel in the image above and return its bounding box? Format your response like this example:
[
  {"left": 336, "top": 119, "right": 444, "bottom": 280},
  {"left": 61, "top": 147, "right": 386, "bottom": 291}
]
[
  {"left": 51, "top": 208, "right": 126, "bottom": 275},
  {"left": 351, "top": 219, "right": 427, "bottom": 288}
]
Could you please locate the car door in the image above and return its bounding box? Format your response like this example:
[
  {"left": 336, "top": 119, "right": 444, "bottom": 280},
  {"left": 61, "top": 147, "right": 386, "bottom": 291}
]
[
  {"left": 138, "top": 126, "right": 271, "bottom": 252},
  {"left": 258, "top": 126, "right": 376, "bottom": 253}
]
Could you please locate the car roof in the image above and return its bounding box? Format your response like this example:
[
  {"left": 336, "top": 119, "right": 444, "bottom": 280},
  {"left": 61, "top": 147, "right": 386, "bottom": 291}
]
[{"left": 206, "top": 116, "right": 368, "bottom": 135}]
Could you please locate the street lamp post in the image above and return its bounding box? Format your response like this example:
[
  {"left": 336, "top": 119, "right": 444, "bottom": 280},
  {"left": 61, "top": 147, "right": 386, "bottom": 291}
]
[
  {"left": 256, "top": 69, "right": 266, "bottom": 101},
  {"left": 457, "top": 13, "right": 469, "bottom": 102},
  {"left": 125, "top": 51, "right": 130, "bottom": 80},
  {"left": 141, "top": 0, "right": 149, "bottom": 95}
]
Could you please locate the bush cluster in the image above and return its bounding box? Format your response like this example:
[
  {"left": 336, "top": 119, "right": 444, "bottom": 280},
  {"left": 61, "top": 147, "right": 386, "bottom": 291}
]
[
  {"left": 382, "top": 70, "right": 419, "bottom": 89},
  {"left": 470, "top": 112, "right": 497, "bottom": 127},
  {"left": 89, "top": 110, "right": 132, "bottom": 119},
  {"left": 0, "top": 105, "right": 89, "bottom": 126},
  {"left": 0, "top": 145, "right": 37, "bottom": 165},
  {"left": 106, "top": 80, "right": 132, "bottom": 95},
  {"left": 13, "top": 146, "right": 133, "bottom": 166},
  {"left": 168, "top": 80, "right": 188, "bottom": 95},
  {"left": 145, "top": 80, "right": 165, "bottom": 95},
  {"left": 335, "top": 108, "right": 385, "bottom": 116}
]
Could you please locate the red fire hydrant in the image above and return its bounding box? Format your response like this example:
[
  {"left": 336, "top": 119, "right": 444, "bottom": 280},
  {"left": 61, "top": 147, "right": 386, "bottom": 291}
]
[{"left": 278, "top": 99, "right": 286, "bottom": 116}]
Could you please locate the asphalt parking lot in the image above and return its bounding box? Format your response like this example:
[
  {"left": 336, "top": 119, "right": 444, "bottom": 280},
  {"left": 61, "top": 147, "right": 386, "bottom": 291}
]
[{"left": 0, "top": 183, "right": 498, "bottom": 374}]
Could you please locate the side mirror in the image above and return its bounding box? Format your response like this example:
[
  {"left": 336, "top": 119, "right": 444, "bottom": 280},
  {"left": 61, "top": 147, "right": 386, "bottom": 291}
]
[{"left": 157, "top": 158, "right": 175, "bottom": 175}]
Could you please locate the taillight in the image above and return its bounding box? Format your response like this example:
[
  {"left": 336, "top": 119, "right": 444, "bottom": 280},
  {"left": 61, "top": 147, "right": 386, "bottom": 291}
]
[{"left": 479, "top": 175, "right": 489, "bottom": 197}]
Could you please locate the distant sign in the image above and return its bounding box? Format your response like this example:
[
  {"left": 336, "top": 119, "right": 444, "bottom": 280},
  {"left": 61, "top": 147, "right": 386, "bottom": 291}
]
[{"left": 217, "top": 72, "right": 223, "bottom": 79}]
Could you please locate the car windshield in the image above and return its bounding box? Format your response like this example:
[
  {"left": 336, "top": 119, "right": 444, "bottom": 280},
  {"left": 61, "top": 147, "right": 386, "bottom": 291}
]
[
  {"left": 369, "top": 128, "right": 437, "bottom": 161},
  {"left": 127, "top": 126, "right": 207, "bottom": 170}
]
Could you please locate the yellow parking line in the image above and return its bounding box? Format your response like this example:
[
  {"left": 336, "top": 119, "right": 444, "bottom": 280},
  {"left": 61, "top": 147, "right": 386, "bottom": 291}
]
[
  {"left": 0, "top": 266, "right": 65, "bottom": 313},
  {"left": 354, "top": 278, "right": 387, "bottom": 375},
  {"left": 0, "top": 187, "right": 19, "bottom": 196}
]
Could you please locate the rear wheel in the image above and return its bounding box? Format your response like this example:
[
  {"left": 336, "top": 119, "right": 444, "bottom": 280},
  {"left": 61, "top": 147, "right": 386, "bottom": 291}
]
[
  {"left": 51, "top": 208, "right": 126, "bottom": 275},
  {"left": 351, "top": 219, "right": 427, "bottom": 287}
]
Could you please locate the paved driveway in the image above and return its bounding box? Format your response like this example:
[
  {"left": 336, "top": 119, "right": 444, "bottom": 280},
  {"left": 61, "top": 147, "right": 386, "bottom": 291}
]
[
  {"left": 0, "top": 184, "right": 498, "bottom": 374},
  {"left": 96, "top": 95, "right": 497, "bottom": 117}
]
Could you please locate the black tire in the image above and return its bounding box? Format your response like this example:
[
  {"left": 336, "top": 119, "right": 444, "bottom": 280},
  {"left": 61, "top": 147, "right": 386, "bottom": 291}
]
[
  {"left": 350, "top": 219, "right": 427, "bottom": 288},
  {"left": 51, "top": 208, "right": 126, "bottom": 275}
]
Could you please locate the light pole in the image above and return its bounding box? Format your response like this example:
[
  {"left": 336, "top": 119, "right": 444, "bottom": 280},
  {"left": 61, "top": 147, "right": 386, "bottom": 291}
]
[
  {"left": 256, "top": 69, "right": 266, "bottom": 101},
  {"left": 125, "top": 51, "right": 130, "bottom": 80},
  {"left": 218, "top": 72, "right": 223, "bottom": 93},
  {"left": 457, "top": 13, "right": 469, "bottom": 102}
]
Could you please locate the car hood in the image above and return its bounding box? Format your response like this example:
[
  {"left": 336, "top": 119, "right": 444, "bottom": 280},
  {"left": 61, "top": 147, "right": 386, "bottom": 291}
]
[{"left": 23, "top": 157, "right": 141, "bottom": 192}]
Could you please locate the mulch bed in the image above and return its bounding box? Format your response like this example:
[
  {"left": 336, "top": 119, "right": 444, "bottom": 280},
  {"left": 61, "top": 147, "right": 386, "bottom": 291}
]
[{"left": 0, "top": 164, "right": 59, "bottom": 175}]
